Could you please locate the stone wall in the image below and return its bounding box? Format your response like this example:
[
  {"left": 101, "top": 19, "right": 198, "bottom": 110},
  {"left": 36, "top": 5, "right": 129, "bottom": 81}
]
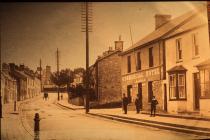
[{"left": 97, "top": 52, "right": 122, "bottom": 104}]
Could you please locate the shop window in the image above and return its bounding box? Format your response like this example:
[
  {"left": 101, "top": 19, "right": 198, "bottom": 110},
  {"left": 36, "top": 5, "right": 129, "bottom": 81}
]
[
  {"left": 192, "top": 33, "right": 199, "bottom": 57},
  {"left": 127, "top": 55, "right": 131, "bottom": 73},
  {"left": 200, "top": 69, "right": 210, "bottom": 98},
  {"left": 169, "top": 72, "right": 186, "bottom": 100},
  {"left": 136, "top": 52, "right": 141, "bottom": 70},
  {"left": 176, "top": 39, "right": 182, "bottom": 62}
]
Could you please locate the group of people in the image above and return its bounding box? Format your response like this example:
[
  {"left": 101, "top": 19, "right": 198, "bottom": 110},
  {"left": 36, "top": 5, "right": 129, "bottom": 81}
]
[{"left": 122, "top": 93, "right": 158, "bottom": 117}]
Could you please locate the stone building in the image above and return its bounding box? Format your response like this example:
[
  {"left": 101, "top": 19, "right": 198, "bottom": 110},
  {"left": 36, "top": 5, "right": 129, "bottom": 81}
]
[
  {"left": 1, "top": 70, "right": 17, "bottom": 104},
  {"left": 91, "top": 36, "right": 123, "bottom": 105},
  {"left": 164, "top": 6, "right": 210, "bottom": 115}
]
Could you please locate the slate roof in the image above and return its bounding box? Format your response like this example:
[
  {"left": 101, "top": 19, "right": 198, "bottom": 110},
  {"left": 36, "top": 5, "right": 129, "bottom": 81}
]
[{"left": 122, "top": 6, "right": 206, "bottom": 55}]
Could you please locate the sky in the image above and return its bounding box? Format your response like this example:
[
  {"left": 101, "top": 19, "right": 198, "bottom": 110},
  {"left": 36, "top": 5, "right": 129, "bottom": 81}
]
[{"left": 0, "top": 2, "right": 206, "bottom": 72}]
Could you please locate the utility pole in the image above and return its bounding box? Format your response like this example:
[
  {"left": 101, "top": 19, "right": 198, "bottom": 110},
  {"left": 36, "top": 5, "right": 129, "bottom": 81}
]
[
  {"left": 81, "top": 2, "right": 92, "bottom": 113},
  {"left": 40, "top": 59, "right": 42, "bottom": 93},
  {"left": 56, "top": 48, "right": 60, "bottom": 101}
]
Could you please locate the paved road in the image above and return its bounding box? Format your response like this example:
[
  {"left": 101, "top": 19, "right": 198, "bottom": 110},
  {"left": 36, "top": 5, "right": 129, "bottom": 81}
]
[{"left": 14, "top": 93, "right": 203, "bottom": 140}]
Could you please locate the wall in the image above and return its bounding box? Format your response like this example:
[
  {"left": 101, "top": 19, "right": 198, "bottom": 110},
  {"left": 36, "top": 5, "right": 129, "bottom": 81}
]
[{"left": 97, "top": 51, "right": 122, "bottom": 104}]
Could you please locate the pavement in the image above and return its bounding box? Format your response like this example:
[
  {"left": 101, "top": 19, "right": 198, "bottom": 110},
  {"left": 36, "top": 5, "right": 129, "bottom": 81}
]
[
  {"left": 1, "top": 94, "right": 42, "bottom": 140},
  {"left": 57, "top": 93, "right": 210, "bottom": 138}
]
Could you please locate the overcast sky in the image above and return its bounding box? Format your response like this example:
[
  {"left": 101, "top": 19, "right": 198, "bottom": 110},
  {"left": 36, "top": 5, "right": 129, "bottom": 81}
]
[{"left": 0, "top": 2, "right": 206, "bottom": 72}]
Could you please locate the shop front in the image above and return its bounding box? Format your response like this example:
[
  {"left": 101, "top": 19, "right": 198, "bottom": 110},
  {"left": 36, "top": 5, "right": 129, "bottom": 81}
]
[{"left": 122, "top": 66, "right": 164, "bottom": 111}]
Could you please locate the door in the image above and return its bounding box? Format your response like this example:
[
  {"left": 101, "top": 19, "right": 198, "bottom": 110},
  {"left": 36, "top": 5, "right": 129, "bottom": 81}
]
[
  {"left": 127, "top": 85, "right": 132, "bottom": 103},
  {"left": 194, "top": 73, "right": 200, "bottom": 110},
  {"left": 148, "top": 81, "right": 153, "bottom": 102},
  {"left": 138, "top": 83, "right": 143, "bottom": 109},
  {"left": 164, "top": 84, "right": 167, "bottom": 112}
]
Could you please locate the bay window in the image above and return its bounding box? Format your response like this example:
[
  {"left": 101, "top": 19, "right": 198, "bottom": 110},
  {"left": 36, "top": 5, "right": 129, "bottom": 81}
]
[{"left": 200, "top": 69, "right": 210, "bottom": 98}]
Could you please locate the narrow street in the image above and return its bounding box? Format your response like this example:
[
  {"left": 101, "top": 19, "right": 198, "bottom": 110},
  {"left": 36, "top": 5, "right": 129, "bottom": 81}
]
[{"left": 10, "top": 93, "right": 201, "bottom": 140}]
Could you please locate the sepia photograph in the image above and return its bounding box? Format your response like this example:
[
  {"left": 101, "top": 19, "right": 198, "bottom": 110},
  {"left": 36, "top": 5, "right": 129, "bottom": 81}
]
[{"left": 1, "top": 1, "right": 210, "bottom": 140}]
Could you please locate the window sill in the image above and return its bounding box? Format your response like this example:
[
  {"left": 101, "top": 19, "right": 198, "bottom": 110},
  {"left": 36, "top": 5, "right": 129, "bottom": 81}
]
[
  {"left": 169, "top": 98, "right": 187, "bottom": 101},
  {"left": 192, "top": 56, "right": 200, "bottom": 60},
  {"left": 176, "top": 60, "right": 183, "bottom": 63}
]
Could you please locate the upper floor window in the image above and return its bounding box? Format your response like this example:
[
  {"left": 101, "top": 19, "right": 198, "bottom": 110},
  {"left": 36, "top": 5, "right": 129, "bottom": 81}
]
[
  {"left": 192, "top": 33, "right": 199, "bottom": 57},
  {"left": 149, "top": 47, "right": 154, "bottom": 67},
  {"left": 127, "top": 55, "right": 131, "bottom": 73},
  {"left": 176, "top": 39, "right": 182, "bottom": 61},
  {"left": 136, "top": 52, "right": 141, "bottom": 70}
]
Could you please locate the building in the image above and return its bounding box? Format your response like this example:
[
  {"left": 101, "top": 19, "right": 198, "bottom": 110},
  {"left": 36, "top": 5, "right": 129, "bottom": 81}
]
[
  {"left": 164, "top": 6, "right": 210, "bottom": 115},
  {"left": 1, "top": 70, "right": 17, "bottom": 104},
  {"left": 91, "top": 36, "right": 123, "bottom": 105},
  {"left": 72, "top": 72, "right": 83, "bottom": 86},
  {"left": 120, "top": 14, "right": 169, "bottom": 111}
]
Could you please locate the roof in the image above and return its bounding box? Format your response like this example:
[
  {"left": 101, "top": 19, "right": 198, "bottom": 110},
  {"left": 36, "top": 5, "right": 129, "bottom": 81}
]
[
  {"left": 196, "top": 59, "right": 210, "bottom": 68},
  {"left": 167, "top": 65, "right": 187, "bottom": 73},
  {"left": 96, "top": 50, "right": 121, "bottom": 63},
  {"left": 12, "top": 70, "right": 28, "bottom": 80},
  {"left": 122, "top": 6, "right": 206, "bottom": 55},
  {"left": 1, "top": 71, "right": 16, "bottom": 81}
]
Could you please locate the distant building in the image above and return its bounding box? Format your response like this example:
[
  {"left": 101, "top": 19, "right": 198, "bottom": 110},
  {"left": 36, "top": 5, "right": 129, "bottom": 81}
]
[
  {"left": 1, "top": 69, "right": 17, "bottom": 104},
  {"left": 91, "top": 36, "right": 123, "bottom": 105},
  {"left": 72, "top": 72, "right": 83, "bottom": 86}
]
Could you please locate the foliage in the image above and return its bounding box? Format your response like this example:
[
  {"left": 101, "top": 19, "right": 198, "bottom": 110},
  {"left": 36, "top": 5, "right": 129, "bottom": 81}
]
[{"left": 51, "top": 69, "right": 74, "bottom": 86}]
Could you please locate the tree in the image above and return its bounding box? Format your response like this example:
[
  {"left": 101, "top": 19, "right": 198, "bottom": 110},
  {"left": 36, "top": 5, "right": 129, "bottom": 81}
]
[{"left": 51, "top": 69, "right": 74, "bottom": 87}]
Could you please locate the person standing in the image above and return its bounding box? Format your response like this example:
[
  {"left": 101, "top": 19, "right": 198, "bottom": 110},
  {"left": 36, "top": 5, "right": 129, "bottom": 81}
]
[
  {"left": 135, "top": 95, "right": 141, "bottom": 114},
  {"left": 150, "top": 96, "right": 158, "bottom": 117},
  {"left": 122, "top": 93, "right": 128, "bottom": 114}
]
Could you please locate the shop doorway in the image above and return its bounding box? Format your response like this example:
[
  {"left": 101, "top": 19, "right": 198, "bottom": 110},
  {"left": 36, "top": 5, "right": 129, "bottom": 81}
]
[
  {"left": 138, "top": 83, "right": 143, "bottom": 109},
  {"left": 148, "top": 81, "right": 153, "bottom": 102},
  {"left": 194, "top": 73, "right": 200, "bottom": 110},
  {"left": 127, "top": 85, "right": 132, "bottom": 103}
]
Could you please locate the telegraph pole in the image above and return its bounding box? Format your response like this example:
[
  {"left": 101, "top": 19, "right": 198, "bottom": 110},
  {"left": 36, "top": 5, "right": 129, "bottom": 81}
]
[
  {"left": 81, "top": 2, "right": 92, "bottom": 113},
  {"left": 40, "top": 59, "right": 42, "bottom": 93},
  {"left": 57, "top": 48, "right": 60, "bottom": 101}
]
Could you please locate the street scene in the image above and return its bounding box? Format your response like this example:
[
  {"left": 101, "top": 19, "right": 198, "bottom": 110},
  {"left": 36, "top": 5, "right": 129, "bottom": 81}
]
[{"left": 1, "top": 1, "right": 210, "bottom": 140}]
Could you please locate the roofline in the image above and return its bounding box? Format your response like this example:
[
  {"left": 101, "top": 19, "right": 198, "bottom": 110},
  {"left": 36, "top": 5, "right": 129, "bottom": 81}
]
[
  {"left": 121, "top": 9, "right": 202, "bottom": 56},
  {"left": 95, "top": 50, "right": 122, "bottom": 63}
]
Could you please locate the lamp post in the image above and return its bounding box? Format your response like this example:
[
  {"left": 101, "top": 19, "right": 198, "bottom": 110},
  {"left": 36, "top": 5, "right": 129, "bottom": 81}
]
[{"left": 14, "top": 80, "right": 17, "bottom": 112}]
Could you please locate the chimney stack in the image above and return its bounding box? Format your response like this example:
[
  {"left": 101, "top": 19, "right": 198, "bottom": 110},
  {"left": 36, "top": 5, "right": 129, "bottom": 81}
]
[
  {"left": 115, "top": 35, "right": 123, "bottom": 51},
  {"left": 155, "top": 14, "right": 171, "bottom": 30},
  {"left": 19, "top": 64, "right": 25, "bottom": 71}
]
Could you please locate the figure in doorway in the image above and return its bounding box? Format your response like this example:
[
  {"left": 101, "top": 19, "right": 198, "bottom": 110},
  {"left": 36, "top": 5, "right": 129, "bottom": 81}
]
[
  {"left": 150, "top": 96, "right": 158, "bottom": 117},
  {"left": 122, "top": 93, "right": 129, "bottom": 114}
]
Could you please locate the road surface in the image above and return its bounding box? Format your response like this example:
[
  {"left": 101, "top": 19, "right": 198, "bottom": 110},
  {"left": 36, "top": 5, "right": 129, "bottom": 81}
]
[{"left": 3, "top": 93, "right": 204, "bottom": 140}]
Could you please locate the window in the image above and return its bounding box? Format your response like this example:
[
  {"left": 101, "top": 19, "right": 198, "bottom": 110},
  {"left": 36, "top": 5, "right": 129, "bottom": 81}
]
[
  {"left": 149, "top": 47, "right": 154, "bottom": 67},
  {"left": 136, "top": 52, "right": 141, "bottom": 70},
  {"left": 169, "top": 74, "right": 176, "bottom": 99},
  {"left": 127, "top": 55, "right": 131, "bottom": 73},
  {"left": 168, "top": 72, "right": 186, "bottom": 100},
  {"left": 192, "top": 33, "right": 199, "bottom": 57},
  {"left": 176, "top": 39, "right": 182, "bottom": 61},
  {"left": 200, "top": 69, "right": 210, "bottom": 98},
  {"left": 178, "top": 74, "right": 186, "bottom": 99}
]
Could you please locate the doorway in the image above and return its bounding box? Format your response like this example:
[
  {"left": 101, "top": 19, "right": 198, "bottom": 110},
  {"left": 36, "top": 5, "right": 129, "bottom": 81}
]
[
  {"left": 127, "top": 85, "right": 132, "bottom": 103},
  {"left": 194, "top": 73, "right": 200, "bottom": 110},
  {"left": 138, "top": 83, "right": 143, "bottom": 109},
  {"left": 164, "top": 84, "right": 167, "bottom": 112},
  {"left": 148, "top": 81, "right": 153, "bottom": 102}
]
